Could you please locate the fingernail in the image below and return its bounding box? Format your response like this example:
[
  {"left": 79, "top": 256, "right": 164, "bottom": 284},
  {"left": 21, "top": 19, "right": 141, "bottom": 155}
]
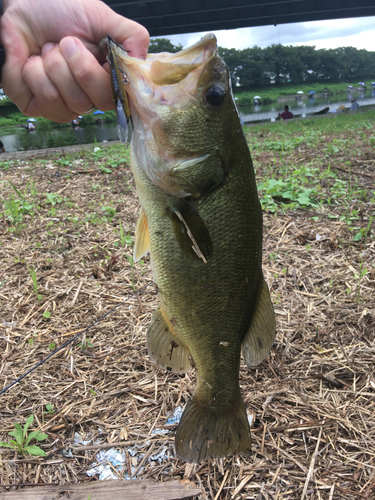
[
  {"left": 60, "top": 38, "right": 78, "bottom": 58},
  {"left": 42, "top": 43, "right": 57, "bottom": 55}
]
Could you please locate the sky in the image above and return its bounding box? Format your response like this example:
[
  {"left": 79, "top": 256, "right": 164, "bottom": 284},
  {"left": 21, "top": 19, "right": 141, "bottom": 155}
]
[{"left": 163, "top": 16, "right": 375, "bottom": 52}]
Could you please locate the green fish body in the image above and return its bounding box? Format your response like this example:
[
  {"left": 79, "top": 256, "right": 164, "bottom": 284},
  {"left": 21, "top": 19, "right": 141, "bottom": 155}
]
[{"left": 108, "top": 34, "right": 275, "bottom": 463}]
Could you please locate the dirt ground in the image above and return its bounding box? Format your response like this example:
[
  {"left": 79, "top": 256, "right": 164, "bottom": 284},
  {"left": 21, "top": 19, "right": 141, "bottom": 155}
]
[{"left": 0, "top": 138, "right": 374, "bottom": 499}]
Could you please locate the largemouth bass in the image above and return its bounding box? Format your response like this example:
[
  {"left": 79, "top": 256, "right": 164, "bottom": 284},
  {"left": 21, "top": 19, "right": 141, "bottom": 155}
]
[{"left": 107, "top": 34, "right": 275, "bottom": 463}]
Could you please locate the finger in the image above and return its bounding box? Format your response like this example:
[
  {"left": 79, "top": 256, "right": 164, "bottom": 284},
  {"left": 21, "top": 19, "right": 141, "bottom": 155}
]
[
  {"left": 118, "top": 25, "right": 150, "bottom": 60},
  {"left": 42, "top": 43, "right": 94, "bottom": 115},
  {"left": 60, "top": 37, "right": 113, "bottom": 111},
  {"left": 106, "top": 20, "right": 149, "bottom": 60},
  {"left": 22, "top": 54, "right": 78, "bottom": 122}
]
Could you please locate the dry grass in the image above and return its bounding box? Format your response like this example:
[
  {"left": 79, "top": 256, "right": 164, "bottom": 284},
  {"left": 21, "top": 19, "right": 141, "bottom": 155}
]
[{"left": 0, "top": 136, "right": 374, "bottom": 499}]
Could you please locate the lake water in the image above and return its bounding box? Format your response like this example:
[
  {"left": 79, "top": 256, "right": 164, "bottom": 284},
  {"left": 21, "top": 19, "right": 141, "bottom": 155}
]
[
  {"left": 1, "top": 89, "right": 374, "bottom": 152},
  {"left": 240, "top": 88, "right": 375, "bottom": 124},
  {"left": 0, "top": 124, "right": 119, "bottom": 153}
]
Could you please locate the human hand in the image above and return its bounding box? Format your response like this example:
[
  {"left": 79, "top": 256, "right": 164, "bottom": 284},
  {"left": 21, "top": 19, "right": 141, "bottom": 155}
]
[{"left": 0, "top": 0, "right": 149, "bottom": 122}]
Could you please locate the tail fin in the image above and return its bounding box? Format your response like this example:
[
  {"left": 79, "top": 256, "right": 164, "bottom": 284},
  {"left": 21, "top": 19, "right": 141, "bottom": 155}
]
[{"left": 175, "top": 394, "right": 251, "bottom": 463}]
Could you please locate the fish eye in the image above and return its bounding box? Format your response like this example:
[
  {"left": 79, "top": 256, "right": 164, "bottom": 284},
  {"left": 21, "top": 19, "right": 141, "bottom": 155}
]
[{"left": 205, "top": 85, "right": 225, "bottom": 106}]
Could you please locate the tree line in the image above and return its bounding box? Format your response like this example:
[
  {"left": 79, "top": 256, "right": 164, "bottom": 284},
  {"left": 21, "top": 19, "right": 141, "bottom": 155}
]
[{"left": 149, "top": 38, "right": 375, "bottom": 88}]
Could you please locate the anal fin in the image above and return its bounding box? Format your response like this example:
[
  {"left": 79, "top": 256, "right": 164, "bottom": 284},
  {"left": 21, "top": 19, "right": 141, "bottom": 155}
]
[
  {"left": 242, "top": 277, "right": 276, "bottom": 367},
  {"left": 147, "top": 307, "right": 192, "bottom": 374},
  {"left": 134, "top": 208, "right": 150, "bottom": 262}
]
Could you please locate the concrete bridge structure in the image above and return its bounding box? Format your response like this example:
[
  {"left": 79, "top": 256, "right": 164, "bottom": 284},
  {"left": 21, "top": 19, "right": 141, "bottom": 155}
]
[{"left": 103, "top": 0, "right": 375, "bottom": 37}]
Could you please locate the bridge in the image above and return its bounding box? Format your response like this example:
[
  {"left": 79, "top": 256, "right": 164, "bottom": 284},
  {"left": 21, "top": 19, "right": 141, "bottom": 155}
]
[{"left": 103, "top": 0, "right": 375, "bottom": 37}]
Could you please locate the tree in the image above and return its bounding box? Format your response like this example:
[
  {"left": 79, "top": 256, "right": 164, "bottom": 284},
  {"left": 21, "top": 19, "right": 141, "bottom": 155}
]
[
  {"left": 338, "top": 47, "right": 375, "bottom": 81},
  {"left": 314, "top": 49, "right": 345, "bottom": 81},
  {"left": 148, "top": 38, "right": 182, "bottom": 54},
  {"left": 219, "top": 46, "right": 271, "bottom": 87},
  {"left": 296, "top": 46, "right": 319, "bottom": 82},
  {"left": 264, "top": 45, "right": 288, "bottom": 84}
]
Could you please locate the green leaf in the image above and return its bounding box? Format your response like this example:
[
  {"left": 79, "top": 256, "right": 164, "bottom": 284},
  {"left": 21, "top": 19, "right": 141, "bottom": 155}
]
[
  {"left": 34, "top": 432, "right": 48, "bottom": 441},
  {"left": 23, "top": 414, "right": 34, "bottom": 438},
  {"left": 9, "top": 181, "right": 23, "bottom": 199},
  {"left": 353, "top": 232, "right": 362, "bottom": 241},
  {"left": 124, "top": 233, "right": 133, "bottom": 246},
  {"left": 25, "top": 431, "right": 48, "bottom": 446},
  {"left": 9, "top": 440, "right": 21, "bottom": 450},
  {"left": 9, "top": 423, "right": 23, "bottom": 445},
  {"left": 0, "top": 441, "right": 15, "bottom": 448},
  {"left": 43, "top": 311, "right": 51, "bottom": 319},
  {"left": 23, "top": 445, "right": 47, "bottom": 457}
]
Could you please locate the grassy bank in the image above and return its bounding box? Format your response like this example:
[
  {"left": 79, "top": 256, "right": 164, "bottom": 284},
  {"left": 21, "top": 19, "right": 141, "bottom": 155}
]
[
  {"left": 244, "top": 108, "right": 375, "bottom": 220},
  {"left": 0, "top": 109, "right": 374, "bottom": 499},
  {"left": 233, "top": 80, "right": 375, "bottom": 105}
]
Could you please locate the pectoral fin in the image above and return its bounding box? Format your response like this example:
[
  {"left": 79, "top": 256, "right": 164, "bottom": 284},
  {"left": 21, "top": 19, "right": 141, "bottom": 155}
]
[
  {"left": 168, "top": 199, "right": 212, "bottom": 263},
  {"left": 134, "top": 208, "right": 150, "bottom": 262},
  {"left": 242, "top": 277, "right": 275, "bottom": 367},
  {"left": 147, "top": 307, "right": 192, "bottom": 374}
]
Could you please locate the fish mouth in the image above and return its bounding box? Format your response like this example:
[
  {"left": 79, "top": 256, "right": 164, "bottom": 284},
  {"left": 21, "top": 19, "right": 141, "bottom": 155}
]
[{"left": 107, "top": 33, "right": 218, "bottom": 116}]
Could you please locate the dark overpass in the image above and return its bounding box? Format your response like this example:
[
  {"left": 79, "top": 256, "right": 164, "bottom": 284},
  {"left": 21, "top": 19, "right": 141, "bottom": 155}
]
[{"left": 104, "top": 0, "right": 375, "bottom": 37}]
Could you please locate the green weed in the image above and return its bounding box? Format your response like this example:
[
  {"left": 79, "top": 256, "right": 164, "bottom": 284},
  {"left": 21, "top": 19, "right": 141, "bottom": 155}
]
[
  {"left": 78, "top": 337, "right": 94, "bottom": 349},
  {"left": 45, "top": 193, "right": 63, "bottom": 205},
  {"left": 44, "top": 404, "right": 55, "bottom": 415},
  {"left": 55, "top": 157, "right": 72, "bottom": 167},
  {"left": 99, "top": 165, "right": 112, "bottom": 174},
  {"left": 27, "top": 264, "right": 42, "bottom": 301},
  {"left": 258, "top": 177, "right": 318, "bottom": 211},
  {"left": 0, "top": 414, "right": 48, "bottom": 457},
  {"left": 100, "top": 205, "right": 116, "bottom": 218},
  {"left": 1, "top": 178, "right": 37, "bottom": 231}
]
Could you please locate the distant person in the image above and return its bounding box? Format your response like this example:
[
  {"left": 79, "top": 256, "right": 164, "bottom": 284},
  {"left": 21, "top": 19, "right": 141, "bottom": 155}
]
[
  {"left": 27, "top": 121, "right": 35, "bottom": 132},
  {"left": 350, "top": 99, "right": 360, "bottom": 111},
  {"left": 254, "top": 99, "right": 259, "bottom": 105},
  {"left": 0, "top": 140, "right": 5, "bottom": 152},
  {"left": 278, "top": 105, "right": 293, "bottom": 120}
]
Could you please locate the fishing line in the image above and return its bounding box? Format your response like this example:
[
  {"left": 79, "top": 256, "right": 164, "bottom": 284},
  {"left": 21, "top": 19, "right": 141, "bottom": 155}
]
[{"left": 0, "top": 282, "right": 153, "bottom": 398}]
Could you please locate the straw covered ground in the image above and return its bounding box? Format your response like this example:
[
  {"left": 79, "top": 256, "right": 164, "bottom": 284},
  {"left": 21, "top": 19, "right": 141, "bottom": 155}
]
[{"left": 0, "top": 111, "right": 375, "bottom": 499}]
